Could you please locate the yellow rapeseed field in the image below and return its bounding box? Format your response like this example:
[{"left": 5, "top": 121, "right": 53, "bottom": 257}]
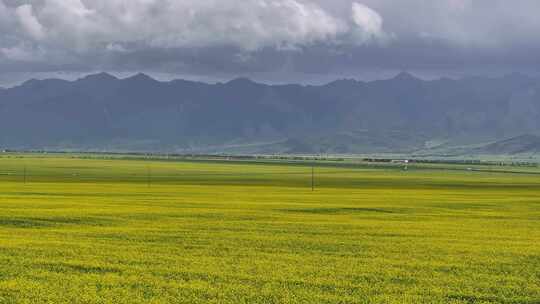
[{"left": 0, "top": 155, "right": 539, "bottom": 303}]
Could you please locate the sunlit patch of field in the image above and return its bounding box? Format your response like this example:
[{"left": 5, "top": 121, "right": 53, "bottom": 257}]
[{"left": 0, "top": 156, "right": 539, "bottom": 303}]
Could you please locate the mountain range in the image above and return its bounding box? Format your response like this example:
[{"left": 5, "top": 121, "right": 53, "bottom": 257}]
[{"left": 1, "top": 72, "right": 540, "bottom": 155}]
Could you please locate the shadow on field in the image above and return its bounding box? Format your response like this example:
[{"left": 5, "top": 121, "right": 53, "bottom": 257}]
[
  {"left": 278, "top": 207, "right": 397, "bottom": 215},
  {"left": 37, "top": 262, "right": 121, "bottom": 274},
  {"left": 0, "top": 216, "right": 117, "bottom": 229},
  {"left": 445, "top": 294, "right": 538, "bottom": 304}
]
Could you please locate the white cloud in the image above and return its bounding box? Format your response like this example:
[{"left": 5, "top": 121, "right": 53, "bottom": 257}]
[
  {"left": 0, "top": 44, "right": 42, "bottom": 62},
  {"left": 352, "top": 3, "right": 382, "bottom": 37},
  {"left": 350, "top": 2, "right": 391, "bottom": 44},
  {"left": 0, "top": 0, "right": 392, "bottom": 57},
  {"left": 15, "top": 5, "right": 46, "bottom": 40},
  {"left": 1, "top": 0, "right": 357, "bottom": 52},
  {"left": 105, "top": 43, "right": 129, "bottom": 53}
]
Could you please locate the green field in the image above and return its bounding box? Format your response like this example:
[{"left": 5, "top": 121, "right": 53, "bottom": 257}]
[{"left": 0, "top": 155, "right": 539, "bottom": 303}]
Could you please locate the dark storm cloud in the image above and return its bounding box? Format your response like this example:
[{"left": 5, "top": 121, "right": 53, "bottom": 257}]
[{"left": 0, "top": 0, "right": 540, "bottom": 85}]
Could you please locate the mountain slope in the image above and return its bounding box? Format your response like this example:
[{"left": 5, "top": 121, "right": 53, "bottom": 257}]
[
  {"left": 0, "top": 73, "right": 539, "bottom": 153},
  {"left": 477, "top": 135, "right": 540, "bottom": 154}
]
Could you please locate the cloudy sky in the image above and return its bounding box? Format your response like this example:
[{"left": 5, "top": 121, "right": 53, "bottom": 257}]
[{"left": 1, "top": 0, "right": 540, "bottom": 86}]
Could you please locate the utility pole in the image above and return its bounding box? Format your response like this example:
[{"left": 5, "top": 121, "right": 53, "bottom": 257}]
[
  {"left": 311, "top": 163, "right": 315, "bottom": 192},
  {"left": 147, "top": 166, "right": 151, "bottom": 188},
  {"left": 23, "top": 165, "right": 27, "bottom": 185}
]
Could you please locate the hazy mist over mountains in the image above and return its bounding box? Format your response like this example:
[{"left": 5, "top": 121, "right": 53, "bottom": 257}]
[{"left": 1, "top": 72, "right": 540, "bottom": 155}]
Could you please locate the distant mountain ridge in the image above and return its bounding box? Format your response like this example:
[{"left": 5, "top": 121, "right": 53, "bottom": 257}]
[{"left": 1, "top": 72, "right": 540, "bottom": 154}]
